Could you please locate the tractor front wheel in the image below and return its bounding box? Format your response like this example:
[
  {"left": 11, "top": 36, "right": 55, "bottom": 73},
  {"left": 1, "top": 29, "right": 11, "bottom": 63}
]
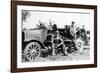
[
  {"left": 75, "top": 38, "right": 83, "bottom": 52},
  {"left": 24, "top": 42, "right": 41, "bottom": 62}
]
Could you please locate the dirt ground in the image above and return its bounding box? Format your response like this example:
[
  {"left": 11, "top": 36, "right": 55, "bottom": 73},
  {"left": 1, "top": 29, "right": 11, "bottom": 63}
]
[
  {"left": 36, "top": 48, "right": 90, "bottom": 62},
  {"left": 22, "top": 48, "right": 90, "bottom": 62}
]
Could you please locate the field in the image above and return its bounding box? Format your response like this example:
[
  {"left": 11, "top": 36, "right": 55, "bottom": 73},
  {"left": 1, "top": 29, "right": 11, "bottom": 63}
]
[{"left": 22, "top": 48, "right": 90, "bottom": 62}]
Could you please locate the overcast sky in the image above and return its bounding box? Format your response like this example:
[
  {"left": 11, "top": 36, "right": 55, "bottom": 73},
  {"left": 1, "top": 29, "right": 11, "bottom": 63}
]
[{"left": 22, "top": 10, "right": 90, "bottom": 30}]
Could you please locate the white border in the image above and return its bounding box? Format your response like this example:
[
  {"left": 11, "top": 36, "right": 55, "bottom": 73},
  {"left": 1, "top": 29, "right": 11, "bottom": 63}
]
[{"left": 17, "top": 5, "right": 94, "bottom": 68}]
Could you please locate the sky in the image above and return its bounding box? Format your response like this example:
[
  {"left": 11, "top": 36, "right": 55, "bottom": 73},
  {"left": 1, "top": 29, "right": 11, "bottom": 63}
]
[{"left": 22, "top": 10, "right": 90, "bottom": 30}]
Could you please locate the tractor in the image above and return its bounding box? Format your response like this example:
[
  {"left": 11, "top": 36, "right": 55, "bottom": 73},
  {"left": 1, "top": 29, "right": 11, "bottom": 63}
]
[{"left": 22, "top": 23, "right": 88, "bottom": 62}]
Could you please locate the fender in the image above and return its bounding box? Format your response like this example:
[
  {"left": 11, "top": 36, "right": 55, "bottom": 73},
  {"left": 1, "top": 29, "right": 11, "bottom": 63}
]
[{"left": 26, "top": 40, "right": 45, "bottom": 49}]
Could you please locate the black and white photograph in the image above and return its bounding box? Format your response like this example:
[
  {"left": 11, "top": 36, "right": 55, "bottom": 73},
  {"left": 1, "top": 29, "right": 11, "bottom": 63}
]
[
  {"left": 11, "top": 1, "right": 97, "bottom": 72},
  {"left": 18, "top": 6, "right": 94, "bottom": 67},
  {"left": 21, "top": 10, "right": 91, "bottom": 62}
]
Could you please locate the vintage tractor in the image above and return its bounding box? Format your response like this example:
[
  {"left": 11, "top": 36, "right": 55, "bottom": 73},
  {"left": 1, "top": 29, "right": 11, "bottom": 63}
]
[{"left": 22, "top": 23, "right": 87, "bottom": 61}]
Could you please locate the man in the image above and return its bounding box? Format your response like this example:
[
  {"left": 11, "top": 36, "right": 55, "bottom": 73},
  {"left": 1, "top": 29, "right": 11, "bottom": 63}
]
[{"left": 70, "top": 21, "right": 77, "bottom": 38}]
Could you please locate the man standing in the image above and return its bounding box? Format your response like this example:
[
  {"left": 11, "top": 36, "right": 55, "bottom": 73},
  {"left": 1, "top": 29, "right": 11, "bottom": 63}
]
[{"left": 70, "top": 21, "right": 77, "bottom": 38}]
